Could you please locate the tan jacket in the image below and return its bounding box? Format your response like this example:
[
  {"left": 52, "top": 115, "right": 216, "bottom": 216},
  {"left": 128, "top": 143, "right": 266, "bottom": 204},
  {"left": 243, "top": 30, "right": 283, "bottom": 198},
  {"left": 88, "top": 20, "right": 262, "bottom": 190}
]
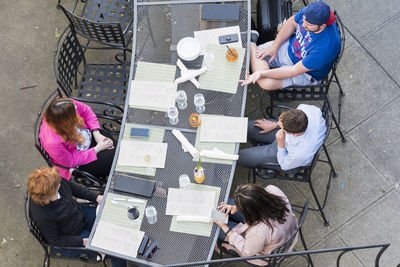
[{"left": 227, "top": 185, "right": 298, "bottom": 265}]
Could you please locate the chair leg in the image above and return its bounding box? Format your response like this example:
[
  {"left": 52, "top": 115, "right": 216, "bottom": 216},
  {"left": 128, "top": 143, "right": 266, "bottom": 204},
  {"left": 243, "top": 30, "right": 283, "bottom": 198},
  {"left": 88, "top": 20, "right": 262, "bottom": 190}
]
[
  {"left": 253, "top": 169, "right": 256, "bottom": 184},
  {"left": 323, "top": 145, "right": 337, "bottom": 178},
  {"left": 334, "top": 73, "right": 345, "bottom": 124},
  {"left": 308, "top": 178, "right": 329, "bottom": 226},
  {"left": 299, "top": 228, "right": 314, "bottom": 267},
  {"left": 332, "top": 113, "right": 346, "bottom": 143},
  {"left": 247, "top": 168, "right": 251, "bottom": 183}
]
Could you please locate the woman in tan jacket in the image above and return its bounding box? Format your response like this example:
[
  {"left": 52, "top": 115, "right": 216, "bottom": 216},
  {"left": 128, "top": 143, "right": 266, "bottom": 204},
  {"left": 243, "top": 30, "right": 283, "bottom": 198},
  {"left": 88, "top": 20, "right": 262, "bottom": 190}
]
[{"left": 213, "top": 184, "right": 298, "bottom": 265}]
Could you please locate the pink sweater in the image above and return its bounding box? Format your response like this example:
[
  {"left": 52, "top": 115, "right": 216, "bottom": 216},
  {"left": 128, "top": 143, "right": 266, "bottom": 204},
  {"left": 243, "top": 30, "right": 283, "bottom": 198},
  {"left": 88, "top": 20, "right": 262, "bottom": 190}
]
[
  {"left": 39, "top": 99, "right": 100, "bottom": 180},
  {"left": 227, "top": 185, "right": 298, "bottom": 265}
]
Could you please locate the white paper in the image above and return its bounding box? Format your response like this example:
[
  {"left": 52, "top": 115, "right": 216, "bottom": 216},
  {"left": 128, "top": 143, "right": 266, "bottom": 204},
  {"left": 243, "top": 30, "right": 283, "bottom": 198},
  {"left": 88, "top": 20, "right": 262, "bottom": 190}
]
[
  {"left": 91, "top": 221, "right": 145, "bottom": 258},
  {"left": 166, "top": 188, "right": 216, "bottom": 217},
  {"left": 129, "top": 80, "right": 177, "bottom": 111},
  {"left": 176, "top": 215, "right": 211, "bottom": 223},
  {"left": 194, "top": 26, "right": 242, "bottom": 55},
  {"left": 117, "top": 140, "right": 168, "bottom": 168},
  {"left": 172, "top": 129, "right": 199, "bottom": 158},
  {"left": 200, "top": 148, "right": 239, "bottom": 160},
  {"left": 199, "top": 115, "right": 248, "bottom": 143}
]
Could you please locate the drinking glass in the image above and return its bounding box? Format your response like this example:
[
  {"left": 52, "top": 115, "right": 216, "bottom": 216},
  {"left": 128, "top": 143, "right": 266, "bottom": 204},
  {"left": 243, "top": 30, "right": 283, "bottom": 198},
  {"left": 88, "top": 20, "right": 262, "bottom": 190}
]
[
  {"left": 179, "top": 174, "right": 190, "bottom": 189},
  {"left": 194, "top": 94, "right": 205, "bottom": 114},
  {"left": 203, "top": 52, "right": 215, "bottom": 70},
  {"left": 176, "top": 90, "right": 188, "bottom": 110},
  {"left": 167, "top": 106, "right": 179, "bottom": 125},
  {"left": 145, "top": 206, "right": 157, "bottom": 224}
]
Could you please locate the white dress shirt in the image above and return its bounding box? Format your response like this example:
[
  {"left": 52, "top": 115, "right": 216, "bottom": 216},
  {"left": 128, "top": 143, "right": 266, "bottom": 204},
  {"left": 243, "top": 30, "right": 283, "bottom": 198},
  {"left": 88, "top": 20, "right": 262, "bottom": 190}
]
[{"left": 277, "top": 104, "right": 326, "bottom": 170}]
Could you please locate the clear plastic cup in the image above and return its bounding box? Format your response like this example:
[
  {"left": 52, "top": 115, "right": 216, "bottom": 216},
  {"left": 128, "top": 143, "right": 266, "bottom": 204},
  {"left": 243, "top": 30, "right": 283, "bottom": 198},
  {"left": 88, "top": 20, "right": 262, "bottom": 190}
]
[
  {"left": 194, "top": 94, "right": 205, "bottom": 114},
  {"left": 176, "top": 90, "right": 188, "bottom": 110},
  {"left": 145, "top": 206, "right": 157, "bottom": 224},
  {"left": 203, "top": 52, "right": 215, "bottom": 70},
  {"left": 167, "top": 106, "right": 179, "bottom": 125},
  {"left": 179, "top": 174, "right": 190, "bottom": 189}
]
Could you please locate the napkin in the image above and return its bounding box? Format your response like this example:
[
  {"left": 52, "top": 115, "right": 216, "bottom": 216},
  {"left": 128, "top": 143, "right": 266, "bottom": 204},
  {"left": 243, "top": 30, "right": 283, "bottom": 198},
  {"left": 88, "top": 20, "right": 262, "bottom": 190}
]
[
  {"left": 199, "top": 147, "right": 238, "bottom": 161},
  {"left": 176, "top": 215, "right": 211, "bottom": 223},
  {"left": 172, "top": 129, "right": 200, "bottom": 158}
]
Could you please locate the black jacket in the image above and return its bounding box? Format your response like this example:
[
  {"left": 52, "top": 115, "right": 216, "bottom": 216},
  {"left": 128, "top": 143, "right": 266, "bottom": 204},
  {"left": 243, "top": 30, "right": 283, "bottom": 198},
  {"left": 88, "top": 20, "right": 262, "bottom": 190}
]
[{"left": 29, "top": 179, "right": 98, "bottom": 247}]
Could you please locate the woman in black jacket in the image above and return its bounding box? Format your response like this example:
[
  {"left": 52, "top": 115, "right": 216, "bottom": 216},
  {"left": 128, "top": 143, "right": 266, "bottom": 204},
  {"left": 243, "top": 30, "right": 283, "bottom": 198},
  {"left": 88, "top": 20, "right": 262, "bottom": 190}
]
[{"left": 28, "top": 167, "right": 126, "bottom": 266}]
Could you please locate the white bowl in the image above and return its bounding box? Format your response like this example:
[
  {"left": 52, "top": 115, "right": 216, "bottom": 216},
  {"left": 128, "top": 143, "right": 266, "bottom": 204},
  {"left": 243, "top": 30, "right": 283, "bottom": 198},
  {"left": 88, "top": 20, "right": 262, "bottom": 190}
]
[{"left": 177, "top": 37, "right": 201, "bottom": 61}]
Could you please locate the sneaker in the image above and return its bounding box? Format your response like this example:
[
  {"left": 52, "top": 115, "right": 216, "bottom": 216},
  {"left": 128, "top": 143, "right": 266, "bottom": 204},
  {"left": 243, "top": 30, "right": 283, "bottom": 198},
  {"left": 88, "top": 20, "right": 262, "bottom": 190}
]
[{"left": 250, "top": 30, "right": 259, "bottom": 43}]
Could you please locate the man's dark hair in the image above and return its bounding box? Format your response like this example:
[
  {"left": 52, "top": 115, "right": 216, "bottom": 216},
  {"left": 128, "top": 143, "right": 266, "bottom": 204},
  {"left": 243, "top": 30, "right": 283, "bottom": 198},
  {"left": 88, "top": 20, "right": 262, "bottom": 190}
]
[{"left": 278, "top": 109, "right": 308, "bottom": 134}]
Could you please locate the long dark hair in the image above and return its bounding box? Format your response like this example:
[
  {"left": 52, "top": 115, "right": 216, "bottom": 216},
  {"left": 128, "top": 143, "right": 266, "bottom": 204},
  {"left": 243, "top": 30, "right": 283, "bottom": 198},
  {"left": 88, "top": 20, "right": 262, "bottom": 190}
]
[{"left": 233, "top": 184, "right": 290, "bottom": 229}]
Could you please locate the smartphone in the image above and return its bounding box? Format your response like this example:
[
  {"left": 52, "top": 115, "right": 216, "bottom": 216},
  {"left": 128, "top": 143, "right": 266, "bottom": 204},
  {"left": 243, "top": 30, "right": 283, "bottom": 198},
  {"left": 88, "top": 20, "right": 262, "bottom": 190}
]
[
  {"left": 210, "top": 209, "right": 229, "bottom": 224},
  {"left": 219, "top": 34, "right": 239, "bottom": 44},
  {"left": 130, "top": 128, "right": 150, "bottom": 138}
]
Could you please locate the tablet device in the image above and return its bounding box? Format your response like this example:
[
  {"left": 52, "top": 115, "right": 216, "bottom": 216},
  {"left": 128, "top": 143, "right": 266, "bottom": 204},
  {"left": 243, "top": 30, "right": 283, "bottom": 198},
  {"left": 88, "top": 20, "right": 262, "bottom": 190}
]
[
  {"left": 113, "top": 175, "right": 155, "bottom": 198},
  {"left": 130, "top": 128, "right": 150, "bottom": 138}
]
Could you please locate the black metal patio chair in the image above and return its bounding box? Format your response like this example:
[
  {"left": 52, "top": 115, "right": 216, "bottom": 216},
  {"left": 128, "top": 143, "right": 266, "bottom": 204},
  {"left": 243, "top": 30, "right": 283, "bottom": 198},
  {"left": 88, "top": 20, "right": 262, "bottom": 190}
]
[
  {"left": 261, "top": 11, "right": 346, "bottom": 130},
  {"left": 217, "top": 198, "right": 313, "bottom": 267},
  {"left": 24, "top": 191, "right": 106, "bottom": 267},
  {"left": 59, "top": 0, "right": 154, "bottom": 62},
  {"left": 34, "top": 88, "right": 121, "bottom": 189},
  {"left": 249, "top": 100, "right": 338, "bottom": 226},
  {"left": 54, "top": 25, "right": 129, "bottom": 118}
]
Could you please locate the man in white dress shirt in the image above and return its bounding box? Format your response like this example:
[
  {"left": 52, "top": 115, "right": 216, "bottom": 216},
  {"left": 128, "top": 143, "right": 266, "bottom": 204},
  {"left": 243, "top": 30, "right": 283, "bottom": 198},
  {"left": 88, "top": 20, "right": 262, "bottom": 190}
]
[{"left": 238, "top": 104, "right": 326, "bottom": 171}]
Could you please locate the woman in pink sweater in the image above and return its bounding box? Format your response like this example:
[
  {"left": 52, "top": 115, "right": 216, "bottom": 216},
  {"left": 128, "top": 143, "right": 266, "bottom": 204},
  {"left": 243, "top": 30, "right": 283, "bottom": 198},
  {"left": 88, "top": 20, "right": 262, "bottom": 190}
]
[
  {"left": 213, "top": 184, "right": 298, "bottom": 265},
  {"left": 40, "top": 98, "right": 115, "bottom": 180}
]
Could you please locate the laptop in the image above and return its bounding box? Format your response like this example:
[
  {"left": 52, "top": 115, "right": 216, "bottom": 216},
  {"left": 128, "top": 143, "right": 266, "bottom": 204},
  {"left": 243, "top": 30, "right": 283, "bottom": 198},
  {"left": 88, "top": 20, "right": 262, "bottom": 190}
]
[{"left": 113, "top": 174, "right": 156, "bottom": 198}]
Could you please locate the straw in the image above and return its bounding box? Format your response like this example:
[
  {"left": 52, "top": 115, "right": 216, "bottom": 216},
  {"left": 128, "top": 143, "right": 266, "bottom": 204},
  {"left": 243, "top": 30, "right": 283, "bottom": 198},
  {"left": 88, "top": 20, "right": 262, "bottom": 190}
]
[{"left": 226, "top": 45, "right": 235, "bottom": 55}]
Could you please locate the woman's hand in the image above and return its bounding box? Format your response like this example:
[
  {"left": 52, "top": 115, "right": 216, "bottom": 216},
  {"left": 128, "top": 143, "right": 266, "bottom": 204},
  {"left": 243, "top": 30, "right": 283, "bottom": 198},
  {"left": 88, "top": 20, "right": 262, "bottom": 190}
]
[
  {"left": 93, "top": 137, "right": 114, "bottom": 153},
  {"left": 93, "top": 131, "right": 114, "bottom": 149},
  {"left": 212, "top": 219, "right": 228, "bottom": 229},
  {"left": 83, "top": 238, "right": 88, "bottom": 246},
  {"left": 96, "top": 195, "right": 103, "bottom": 204},
  {"left": 217, "top": 202, "right": 237, "bottom": 216}
]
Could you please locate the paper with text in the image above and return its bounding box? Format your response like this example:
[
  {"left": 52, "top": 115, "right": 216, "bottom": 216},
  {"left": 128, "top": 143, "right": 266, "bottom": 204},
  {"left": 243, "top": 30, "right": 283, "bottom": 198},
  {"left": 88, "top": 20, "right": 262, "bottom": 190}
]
[
  {"left": 194, "top": 26, "right": 242, "bottom": 55},
  {"left": 91, "top": 221, "right": 144, "bottom": 258},
  {"left": 117, "top": 140, "right": 167, "bottom": 168},
  {"left": 199, "top": 114, "right": 248, "bottom": 143},
  {"left": 166, "top": 188, "right": 216, "bottom": 217},
  {"left": 129, "top": 80, "right": 177, "bottom": 112}
]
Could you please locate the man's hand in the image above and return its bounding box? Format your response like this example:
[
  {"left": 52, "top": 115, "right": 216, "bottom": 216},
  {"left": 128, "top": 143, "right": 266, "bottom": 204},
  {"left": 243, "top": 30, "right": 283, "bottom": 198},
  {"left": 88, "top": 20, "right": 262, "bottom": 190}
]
[
  {"left": 83, "top": 238, "right": 88, "bottom": 246},
  {"left": 255, "top": 45, "right": 278, "bottom": 63},
  {"left": 254, "top": 119, "right": 278, "bottom": 134},
  {"left": 239, "top": 71, "right": 262, "bottom": 86},
  {"left": 276, "top": 129, "right": 286, "bottom": 148}
]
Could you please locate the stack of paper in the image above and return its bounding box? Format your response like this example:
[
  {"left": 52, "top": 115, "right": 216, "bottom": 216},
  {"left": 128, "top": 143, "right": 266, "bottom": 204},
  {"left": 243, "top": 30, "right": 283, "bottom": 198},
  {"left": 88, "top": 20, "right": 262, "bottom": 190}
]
[
  {"left": 193, "top": 26, "right": 242, "bottom": 55},
  {"left": 199, "top": 114, "right": 248, "bottom": 143},
  {"left": 117, "top": 140, "right": 168, "bottom": 168},
  {"left": 91, "top": 221, "right": 144, "bottom": 258},
  {"left": 169, "top": 184, "right": 221, "bottom": 236},
  {"left": 115, "top": 124, "right": 165, "bottom": 176},
  {"left": 198, "top": 43, "right": 246, "bottom": 94},
  {"left": 166, "top": 188, "right": 216, "bottom": 218},
  {"left": 129, "top": 80, "right": 177, "bottom": 112}
]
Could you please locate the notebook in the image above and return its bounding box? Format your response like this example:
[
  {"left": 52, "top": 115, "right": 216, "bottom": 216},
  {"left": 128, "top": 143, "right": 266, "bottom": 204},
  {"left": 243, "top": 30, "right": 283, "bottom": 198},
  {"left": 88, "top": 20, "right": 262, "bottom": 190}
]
[
  {"left": 201, "top": 4, "right": 240, "bottom": 21},
  {"left": 113, "top": 175, "right": 156, "bottom": 198}
]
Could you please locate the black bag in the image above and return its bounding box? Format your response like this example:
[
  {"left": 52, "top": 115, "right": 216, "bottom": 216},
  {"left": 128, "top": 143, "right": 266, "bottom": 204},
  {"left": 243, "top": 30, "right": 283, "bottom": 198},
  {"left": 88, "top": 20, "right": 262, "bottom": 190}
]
[{"left": 256, "top": 0, "right": 292, "bottom": 44}]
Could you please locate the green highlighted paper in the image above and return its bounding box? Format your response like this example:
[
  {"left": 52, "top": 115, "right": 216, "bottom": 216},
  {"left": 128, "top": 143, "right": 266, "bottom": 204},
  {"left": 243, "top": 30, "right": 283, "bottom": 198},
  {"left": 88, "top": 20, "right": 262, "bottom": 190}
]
[
  {"left": 169, "top": 184, "right": 221, "bottom": 236},
  {"left": 198, "top": 44, "right": 246, "bottom": 94},
  {"left": 134, "top": 61, "right": 176, "bottom": 83},
  {"left": 99, "top": 192, "right": 147, "bottom": 230},
  {"left": 115, "top": 124, "right": 165, "bottom": 176}
]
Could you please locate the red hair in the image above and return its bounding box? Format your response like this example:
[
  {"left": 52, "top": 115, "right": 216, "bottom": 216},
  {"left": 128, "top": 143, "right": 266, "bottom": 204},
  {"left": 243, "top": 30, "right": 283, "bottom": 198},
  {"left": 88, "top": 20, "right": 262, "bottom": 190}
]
[
  {"left": 44, "top": 97, "right": 85, "bottom": 145},
  {"left": 28, "top": 167, "right": 61, "bottom": 205}
]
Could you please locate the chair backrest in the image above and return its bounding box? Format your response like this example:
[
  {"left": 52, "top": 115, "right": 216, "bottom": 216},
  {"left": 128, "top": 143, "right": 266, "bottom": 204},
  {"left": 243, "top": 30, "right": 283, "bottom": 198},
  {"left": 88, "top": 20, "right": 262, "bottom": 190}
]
[
  {"left": 24, "top": 191, "right": 50, "bottom": 249},
  {"left": 264, "top": 198, "right": 310, "bottom": 266},
  {"left": 33, "top": 89, "right": 64, "bottom": 168},
  {"left": 54, "top": 25, "right": 85, "bottom": 97},
  {"left": 60, "top": 4, "right": 126, "bottom": 48}
]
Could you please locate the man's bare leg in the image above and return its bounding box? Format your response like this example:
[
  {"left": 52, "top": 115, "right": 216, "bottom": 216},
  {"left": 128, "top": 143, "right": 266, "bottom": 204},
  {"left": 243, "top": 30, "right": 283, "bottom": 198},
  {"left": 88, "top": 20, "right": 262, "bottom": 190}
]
[{"left": 250, "top": 42, "right": 283, "bottom": 90}]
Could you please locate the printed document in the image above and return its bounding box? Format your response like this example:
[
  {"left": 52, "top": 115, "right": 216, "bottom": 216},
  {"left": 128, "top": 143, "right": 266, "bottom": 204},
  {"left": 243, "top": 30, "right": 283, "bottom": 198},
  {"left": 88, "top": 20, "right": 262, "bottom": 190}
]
[
  {"left": 117, "top": 140, "right": 168, "bottom": 168},
  {"left": 199, "top": 114, "right": 248, "bottom": 143},
  {"left": 166, "top": 188, "right": 216, "bottom": 217}
]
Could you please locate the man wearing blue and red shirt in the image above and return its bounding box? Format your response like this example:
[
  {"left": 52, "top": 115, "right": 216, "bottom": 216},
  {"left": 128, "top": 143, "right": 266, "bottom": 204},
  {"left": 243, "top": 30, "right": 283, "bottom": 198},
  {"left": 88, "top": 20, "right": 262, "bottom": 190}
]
[{"left": 240, "top": 1, "right": 340, "bottom": 90}]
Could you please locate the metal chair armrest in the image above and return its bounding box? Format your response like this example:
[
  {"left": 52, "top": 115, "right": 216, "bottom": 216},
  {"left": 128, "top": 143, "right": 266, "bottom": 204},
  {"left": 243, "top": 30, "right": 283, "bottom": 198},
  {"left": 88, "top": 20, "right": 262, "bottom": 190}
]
[{"left": 70, "top": 96, "right": 124, "bottom": 114}]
